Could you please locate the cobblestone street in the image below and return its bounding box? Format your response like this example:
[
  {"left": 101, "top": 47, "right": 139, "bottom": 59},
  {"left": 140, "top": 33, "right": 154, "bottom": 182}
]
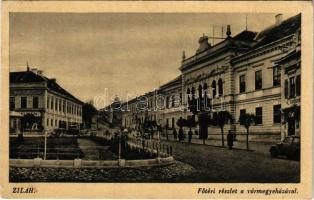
[{"left": 155, "top": 138, "right": 300, "bottom": 182}]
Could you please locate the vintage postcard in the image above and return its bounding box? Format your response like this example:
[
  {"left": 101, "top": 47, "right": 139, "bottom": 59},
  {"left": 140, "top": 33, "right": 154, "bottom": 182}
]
[{"left": 0, "top": 1, "right": 313, "bottom": 199}]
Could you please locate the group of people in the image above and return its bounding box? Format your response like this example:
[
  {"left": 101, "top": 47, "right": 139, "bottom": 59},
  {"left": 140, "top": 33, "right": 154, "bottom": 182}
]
[{"left": 170, "top": 128, "right": 194, "bottom": 143}]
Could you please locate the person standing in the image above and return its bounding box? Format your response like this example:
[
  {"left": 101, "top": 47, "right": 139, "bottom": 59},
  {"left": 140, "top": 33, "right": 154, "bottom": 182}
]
[
  {"left": 178, "top": 127, "right": 184, "bottom": 141},
  {"left": 173, "top": 128, "right": 177, "bottom": 140}
]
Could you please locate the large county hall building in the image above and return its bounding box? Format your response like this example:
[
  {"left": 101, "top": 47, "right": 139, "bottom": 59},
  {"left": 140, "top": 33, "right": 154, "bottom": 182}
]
[
  {"left": 9, "top": 67, "right": 83, "bottom": 134},
  {"left": 121, "top": 13, "right": 301, "bottom": 141}
]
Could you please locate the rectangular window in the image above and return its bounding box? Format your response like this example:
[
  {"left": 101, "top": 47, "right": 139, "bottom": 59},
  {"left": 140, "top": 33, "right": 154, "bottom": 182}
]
[
  {"left": 273, "top": 105, "right": 281, "bottom": 124},
  {"left": 284, "top": 79, "right": 289, "bottom": 99},
  {"left": 47, "top": 118, "right": 49, "bottom": 126},
  {"left": 239, "top": 109, "right": 246, "bottom": 125},
  {"left": 63, "top": 100, "right": 66, "bottom": 112},
  {"left": 273, "top": 66, "right": 281, "bottom": 86},
  {"left": 59, "top": 99, "right": 62, "bottom": 111},
  {"left": 255, "top": 70, "right": 262, "bottom": 90},
  {"left": 51, "top": 119, "right": 53, "bottom": 126},
  {"left": 47, "top": 97, "right": 50, "bottom": 110},
  {"left": 290, "top": 77, "right": 295, "bottom": 98},
  {"left": 171, "top": 96, "right": 175, "bottom": 107},
  {"left": 21, "top": 97, "right": 27, "bottom": 109},
  {"left": 240, "top": 109, "right": 246, "bottom": 117},
  {"left": 51, "top": 97, "right": 54, "bottom": 110},
  {"left": 10, "top": 97, "right": 15, "bottom": 110},
  {"left": 33, "top": 96, "right": 39, "bottom": 109},
  {"left": 296, "top": 75, "right": 301, "bottom": 96},
  {"left": 172, "top": 118, "right": 175, "bottom": 128},
  {"left": 166, "top": 96, "right": 170, "bottom": 108},
  {"left": 255, "top": 107, "right": 263, "bottom": 125},
  {"left": 55, "top": 98, "right": 58, "bottom": 111},
  {"left": 239, "top": 75, "right": 246, "bottom": 93}
]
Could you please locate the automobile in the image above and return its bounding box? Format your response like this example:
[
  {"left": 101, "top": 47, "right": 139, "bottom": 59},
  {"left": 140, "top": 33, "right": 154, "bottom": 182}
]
[{"left": 269, "top": 136, "right": 300, "bottom": 160}]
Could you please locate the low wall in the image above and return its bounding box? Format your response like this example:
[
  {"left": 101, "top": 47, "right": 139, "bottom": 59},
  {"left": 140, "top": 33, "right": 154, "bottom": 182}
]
[{"left": 10, "top": 156, "right": 175, "bottom": 169}]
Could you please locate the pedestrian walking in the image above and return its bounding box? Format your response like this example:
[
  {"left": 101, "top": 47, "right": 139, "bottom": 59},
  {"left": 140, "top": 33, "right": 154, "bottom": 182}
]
[{"left": 188, "top": 129, "right": 193, "bottom": 143}]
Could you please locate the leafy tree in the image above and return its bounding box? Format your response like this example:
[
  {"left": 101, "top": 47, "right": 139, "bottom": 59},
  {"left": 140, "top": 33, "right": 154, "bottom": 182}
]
[
  {"left": 211, "top": 111, "right": 233, "bottom": 147},
  {"left": 238, "top": 113, "right": 256, "bottom": 150}
]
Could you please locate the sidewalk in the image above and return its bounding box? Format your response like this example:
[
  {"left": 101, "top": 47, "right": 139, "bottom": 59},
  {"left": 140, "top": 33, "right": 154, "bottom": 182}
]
[{"left": 152, "top": 134, "right": 273, "bottom": 155}]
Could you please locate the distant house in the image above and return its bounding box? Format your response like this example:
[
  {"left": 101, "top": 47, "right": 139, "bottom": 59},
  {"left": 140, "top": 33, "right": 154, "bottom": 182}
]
[{"left": 10, "top": 67, "right": 83, "bottom": 134}]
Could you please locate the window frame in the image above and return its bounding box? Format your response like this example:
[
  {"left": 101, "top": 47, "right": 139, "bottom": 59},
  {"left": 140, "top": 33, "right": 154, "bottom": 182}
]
[
  {"left": 273, "top": 104, "right": 281, "bottom": 124},
  {"left": 289, "top": 76, "right": 295, "bottom": 98},
  {"left": 10, "top": 96, "right": 15, "bottom": 110},
  {"left": 296, "top": 75, "right": 301, "bottom": 96},
  {"left": 21, "top": 96, "right": 27, "bottom": 109},
  {"left": 255, "top": 107, "right": 263, "bottom": 125},
  {"left": 273, "top": 66, "right": 281, "bottom": 87},
  {"left": 255, "top": 70, "right": 262, "bottom": 90},
  {"left": 33, "top": 96, "right": 39, "bottom": 109},
  {"left": 239, "top": 74, "right": 246, "bottom": 93}
]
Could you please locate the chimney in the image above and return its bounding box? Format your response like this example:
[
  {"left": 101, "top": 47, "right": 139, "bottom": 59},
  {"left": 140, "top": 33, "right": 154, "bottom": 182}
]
[
  {"left": 196, "top": 35, "right": 211, "bottom": 53},
  {"left": 182, "top": 51, "right": 186, "bottom": 61},
  {"left": 226, "top": 25, "right": 231, "bottom": 38},
  {"left": 275, "top": 14, "right": 283, "bottom": 25},
  {"left": 31, "top": 68, "right": 38, "bottom": 74}
]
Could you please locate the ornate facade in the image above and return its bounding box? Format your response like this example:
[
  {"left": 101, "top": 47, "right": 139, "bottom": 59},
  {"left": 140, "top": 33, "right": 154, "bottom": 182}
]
[{"left": 121, "top": 13, "right": 301, "bottom": 141}]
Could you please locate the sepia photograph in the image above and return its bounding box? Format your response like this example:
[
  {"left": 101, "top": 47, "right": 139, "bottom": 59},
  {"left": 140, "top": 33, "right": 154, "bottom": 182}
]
[
  {"left": 1, "top": 1, "right": 312, "bottom": 198},
  {"left": 8, "top": 11, "right": 302, "bottom": 183}
]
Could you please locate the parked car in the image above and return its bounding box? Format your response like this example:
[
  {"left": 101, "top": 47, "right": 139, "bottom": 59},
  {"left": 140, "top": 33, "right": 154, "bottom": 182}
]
[{"left": 269, "top": 136, "right": 300, "bottom": 160}]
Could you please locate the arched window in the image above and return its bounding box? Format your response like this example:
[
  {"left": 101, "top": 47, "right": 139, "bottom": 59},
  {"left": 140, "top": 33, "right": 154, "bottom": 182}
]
[
  {"left": 191, "top": 87, "right": 195, "bottom": 99},
  {"left": 203, "top": 83, "right": 208, "bottom": 97},
  {"left": 218, "top": 78, "right": 223, "bottom": 96},
  {"left": 198, "top": 85, "right": 203, "bottom": 98},
  {"left": 212, "top": 80, "right": 216, "bottom": 97},
  {"left": 187, "top": 88, "right": 191, "bottom": 101}
]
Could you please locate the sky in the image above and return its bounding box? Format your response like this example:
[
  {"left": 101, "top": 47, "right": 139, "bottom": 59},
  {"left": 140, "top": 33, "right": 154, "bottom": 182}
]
[{"left": 9, "top": 12, "right": 298, "bottom": 108}]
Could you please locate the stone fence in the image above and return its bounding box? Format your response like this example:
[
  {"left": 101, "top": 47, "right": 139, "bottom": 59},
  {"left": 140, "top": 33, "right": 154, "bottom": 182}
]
[{"left": 10, "top": 156, "right": 174, "bottom": 169}]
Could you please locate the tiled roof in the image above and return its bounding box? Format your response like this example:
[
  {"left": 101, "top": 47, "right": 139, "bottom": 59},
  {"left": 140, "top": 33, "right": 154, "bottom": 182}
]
[
  {"left": 253, "top": 13, "right": 301, "bottom": 48},
  {"left": 10, "top": 70, "right": 83, "bottom": 104}
]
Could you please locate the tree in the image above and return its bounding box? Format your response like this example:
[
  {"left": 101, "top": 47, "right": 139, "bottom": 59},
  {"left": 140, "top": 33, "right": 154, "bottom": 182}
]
[
  {"left": 198, "top": 112, "right": 209, "bottom": 144},
  {"left": 238, "top": 113, "right": 256, "bottom": 150},
  {"left": 186, "top": 116, "right": 196, "bottom": 131},
  {"left": 211, "top": 111, "right": 233, "bottom": 147},
  {"left": 176, "top": 117, "right": 187, "bottom": 129},
  {"left": 82, "top": 102, "right": 98, "bottom": 128}
]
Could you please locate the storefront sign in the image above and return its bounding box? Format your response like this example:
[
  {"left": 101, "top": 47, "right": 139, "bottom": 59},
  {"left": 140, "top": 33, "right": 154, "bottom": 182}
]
[{"left": 20, "top": 111, "right": 42, "bottom": 117}]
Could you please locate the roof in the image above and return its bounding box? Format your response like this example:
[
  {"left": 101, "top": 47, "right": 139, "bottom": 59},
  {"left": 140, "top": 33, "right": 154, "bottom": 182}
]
[
  {"left": 159, "top": 75, "right": 182, "bottom": 89},
  {"left": 10, "top": 71, "right": 45, "bottom": 83},
  {"left": 10, "top": 70, "right": 83, "bottom": 104},
  {"left": 233, "top": 30, "right": 257, "bottom": 42},
  {"left": 253, "top": 14, "right": 301, "bottom": 48}
]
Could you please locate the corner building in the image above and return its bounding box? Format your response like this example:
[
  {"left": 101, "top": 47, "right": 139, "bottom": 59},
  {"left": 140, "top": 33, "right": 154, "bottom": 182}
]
[{"left": 10, "top": 68, "right": 83, "bottom": 133}]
